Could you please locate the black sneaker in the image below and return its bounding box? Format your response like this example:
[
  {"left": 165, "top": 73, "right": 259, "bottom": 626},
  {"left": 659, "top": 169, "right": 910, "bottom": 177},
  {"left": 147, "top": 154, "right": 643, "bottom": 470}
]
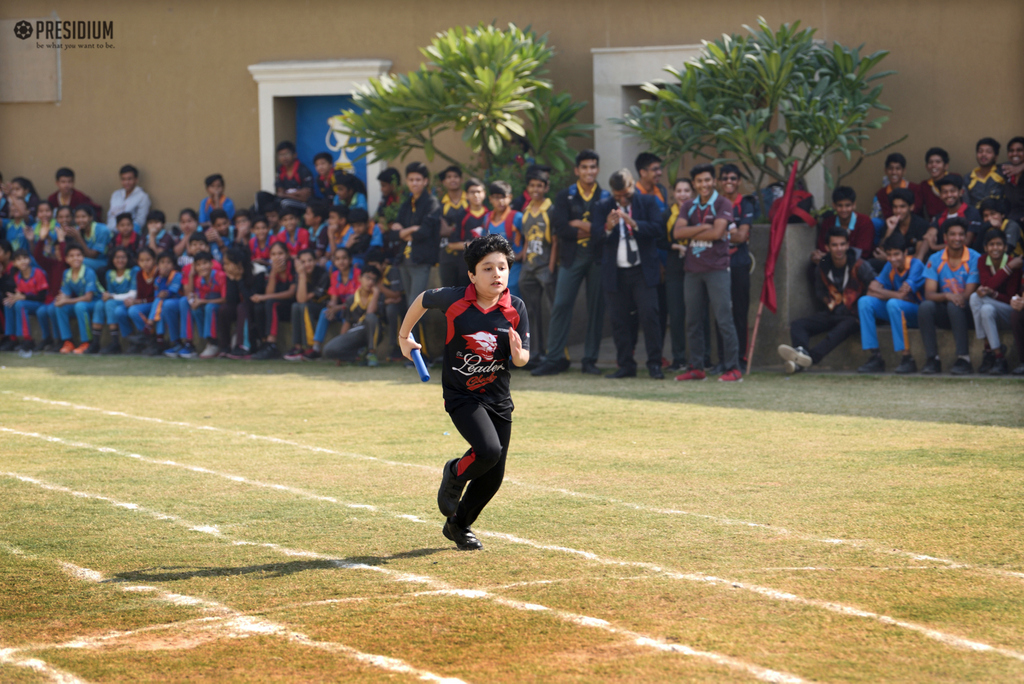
[
  {"left": 989, "top": 357, "right": 1009, "bottom": 376},
  {"left": 648, "top": 363, "right": 665, "bottom": 380},
  {"left": 125, "top": 340, "right": 146, "bottom": 355},
  {"left": 555, "top": 357, "right": 571, "bottom": 372},
  {"left": 252, "top": 343, "right": 280, "bottom": 360},
  {"left": 19, "top": 339, "right": 35, "bottom": 353},
  {"left": 442, "top": 517, "right": 483, "bottom": 551},
  {"left": 978, "top": 350, "right": 996, "bottom": 374},
  {"left": 530, "top": 361, "right": 562, "bottom": 376},
  {"left": 894, "top": 356, "right": 917, "bottom": 374},
  {"left": 437, "top": 458, "right": 466, "bottom": 518},
  {"left": 606, "top": 366, "right": 636, "bottom": 379},
  {"left": 39, "top": 338, "right": 56, "bottom": 353},
  {"left": 142, "top": 340, "right": 166, "bottom": 356},
  {"left": 0, "top": 338, "right": 17, "bottom": 352},
  {"left": 950, "top": 358, "right": 972, "bottom": 375},
  {"left": 857, "top": 354, "right": 885, "bottom": 373},
  {"left": 226, "top": 346, "right": 251, "bottom": 360},
  {"left": 581, "top": 361, "right": 602, "bottom": 375},
  {"left": 84, "top": 338, "right": 102, "bottom": 355},
  {"left": 100, "top": 341, "right": 122, "bottom": 355},
  {"left": 921, "top": 357, "right": 941, "bottom": 374}
]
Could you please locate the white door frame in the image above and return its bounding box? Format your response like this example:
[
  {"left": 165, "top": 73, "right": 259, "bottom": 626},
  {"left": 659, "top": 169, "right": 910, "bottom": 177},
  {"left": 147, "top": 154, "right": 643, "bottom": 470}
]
[{"left": 247, "top": 59, "right": 391, "bottom": 210}]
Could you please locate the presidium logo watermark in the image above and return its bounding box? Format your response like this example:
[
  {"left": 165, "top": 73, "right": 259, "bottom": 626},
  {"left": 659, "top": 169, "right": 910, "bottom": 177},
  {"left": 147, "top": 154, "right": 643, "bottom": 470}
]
[{"left": 13, "top": 19, "right": 115, "bottom": 50}]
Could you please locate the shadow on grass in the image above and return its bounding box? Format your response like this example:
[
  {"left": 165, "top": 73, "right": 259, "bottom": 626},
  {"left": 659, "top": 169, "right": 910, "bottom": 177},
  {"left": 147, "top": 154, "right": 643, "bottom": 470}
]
[
  {"left": 3, "top": 355, "right": 1022, "bottom": 429},
  {"left": 111, "top": 547, "right": 447, "bottom": 582}
]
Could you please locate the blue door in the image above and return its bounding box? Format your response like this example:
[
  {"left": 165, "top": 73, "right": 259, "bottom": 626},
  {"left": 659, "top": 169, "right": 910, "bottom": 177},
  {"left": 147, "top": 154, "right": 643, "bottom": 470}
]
[{"left": 294, "top": 95, "right": 367, "bottom": 199}]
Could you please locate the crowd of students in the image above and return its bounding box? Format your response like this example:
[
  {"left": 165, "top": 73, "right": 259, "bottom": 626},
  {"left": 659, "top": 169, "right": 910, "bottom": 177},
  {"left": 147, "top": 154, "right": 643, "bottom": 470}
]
[{"left": 3, "top": 136, "right": 1023, "bottom": 377}]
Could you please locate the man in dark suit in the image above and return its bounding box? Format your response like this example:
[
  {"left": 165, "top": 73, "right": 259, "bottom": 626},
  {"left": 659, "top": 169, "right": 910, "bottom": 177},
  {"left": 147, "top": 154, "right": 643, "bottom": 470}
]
[{"left": 593, "top": 169, "right": 664, "bottom": 379}]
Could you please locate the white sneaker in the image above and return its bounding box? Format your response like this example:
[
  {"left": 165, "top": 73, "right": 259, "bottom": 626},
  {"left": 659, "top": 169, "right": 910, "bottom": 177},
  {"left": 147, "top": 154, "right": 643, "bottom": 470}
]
[
  {"left": 783, "top": 359, "right": 804, "bottom": 374},
  {"left": 199, "top": 344, "right": 220, "bottom": 359},
  {"left": 777, "top": 344, "right": 812, "bottom": 369}
]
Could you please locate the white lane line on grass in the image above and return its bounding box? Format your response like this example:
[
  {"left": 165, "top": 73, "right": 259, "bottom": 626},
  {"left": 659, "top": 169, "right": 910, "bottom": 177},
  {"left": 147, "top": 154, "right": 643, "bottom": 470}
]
[
  {"left": 1, "top": 475, "right": 809, "bottom": 684},
  {"left": 10, "top": 392, "right": 1023, "bottom": 581},
  {"left": 0, "top": 546, "right": 467, "bottom": 684},
  {"left": 0, "top": 646, "right": 90, "bottom": 684},
  {"left": 5, "top": 429, "right": 1023, "bottom": 668}
]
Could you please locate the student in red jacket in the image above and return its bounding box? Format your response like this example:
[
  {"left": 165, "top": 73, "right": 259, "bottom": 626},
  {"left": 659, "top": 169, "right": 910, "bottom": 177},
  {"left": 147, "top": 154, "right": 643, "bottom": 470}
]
[
  {"left": 969, "top": 229, "right": 1022, "bottom": 375},
  {"left": 919, "top": 147, "right": 955, "bottom": 219},
  {"left": 46, "top": 168, "right": 102, "bottom": 218}
]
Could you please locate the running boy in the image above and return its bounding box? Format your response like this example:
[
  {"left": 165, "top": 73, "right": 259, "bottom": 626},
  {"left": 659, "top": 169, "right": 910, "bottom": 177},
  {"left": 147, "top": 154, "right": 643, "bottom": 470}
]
[{"left": 399, "top": 234, "right": 529, "bottom": 551}]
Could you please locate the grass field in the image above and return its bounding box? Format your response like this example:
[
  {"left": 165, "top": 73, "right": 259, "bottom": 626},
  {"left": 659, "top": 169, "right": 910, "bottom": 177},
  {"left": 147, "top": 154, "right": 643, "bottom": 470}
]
[{"left": 1, "top": 356, "right": 1022, "bottom": 683}]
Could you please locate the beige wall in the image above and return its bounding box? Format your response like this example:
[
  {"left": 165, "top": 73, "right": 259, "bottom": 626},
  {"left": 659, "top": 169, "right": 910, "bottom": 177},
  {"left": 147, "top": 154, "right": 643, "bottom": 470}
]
[{"left": 1, "top": 0, "right": 1022, "bottom": 219}]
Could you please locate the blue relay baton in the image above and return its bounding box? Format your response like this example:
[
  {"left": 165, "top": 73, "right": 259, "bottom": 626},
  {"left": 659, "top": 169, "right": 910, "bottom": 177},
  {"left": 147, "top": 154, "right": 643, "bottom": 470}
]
[{"left": 409, "top": 333, "right": 430, "bottom": 382}]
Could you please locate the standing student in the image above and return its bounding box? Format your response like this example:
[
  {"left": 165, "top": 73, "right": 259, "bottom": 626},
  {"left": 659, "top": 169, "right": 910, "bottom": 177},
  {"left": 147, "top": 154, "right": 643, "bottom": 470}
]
[
  {"left": 106, "top": 165, "right": 151, "bottom": 230},
  {"left": 531, "top": 150, "right": 609, "bottom": 377},
  {"left": 856, "top": 232, "right": 925, "bottom": 374},
  {"left": 374, "top": 167, "right": 401, "bottom": 220},
  {"left": 871, "top": 153, "right": 925, "bottom": 220},
  {"left": 965, "top": 138, "right": 1005, "bottom": 209},
  {"left": 251, "top": 241, "right": 297, "bottom": 360},
  {"left": 663, "top": 177, "right": 696, "bottom": 371},
  {"left": 673, "top": 164, "right": 743, "bottom": 382},
  {"left": 53, "top": 244, "right": 100, "bottom": 354},
  {"left": 322, "top": 266, "right": 382, "bottom": 366},
  {"left": 89, "top": 247, "right": 137, "bottom": 355},
  {"left": 443, "top": 178, "right": 489, "bottom": 289},
  {"left": 47, "top": 168, "right": 102, "bottom": 218},
  {"left": 779, "top": 228, "right": 874, "bottom": 373},
  {"left": 919, "top": 147, "right": 954, "bottom": 219},
  {"left": 517, "top": 167, "right": 557, "bottom": 367},
  {"left": 484, "top": 181, "right": 523, "bottom": 297},
  {"left": 634, "top": 153, "right": 668, "bottom": 211},
  {"left": 284, "top": 248, "right": 332, "bottom": 361},
  {"left": 717, "top": 164, "right": 757, "bottom": 372},
  {"left": 1010, "top": 275, "right": 1024, "bottom": 375},
  {"left": 1, "top": 249, "right": 48, "bottom": 353},
  {"left": 924, "top": 175, "right": 984, "bottom": 256},
  {"left": 437, "top": 165, "right": 468, "bottom": 288},
  {"left": 123, "top": 248, "right": 157, "bottom": 354},
  {"left": 918, "top": 218, "right": 981, "bottom": 374},
  {"left": 143, "top": 251, "right": 184, "bottom": 356},
  {"left": 398, "top": 234, "right": 529, "bottom": 551},
  {"left": 309, "top": 246, "right": 361, "bottom": 358},
  {"left": 595, "top": 169, "right": 664, "bottom": 378},
  {"left": 969, "top": 230, "right": 1022, "bottom": 375},
  {"left": 391, "top": 162, "right": 441, "bottom": 306},
  {"left": 274, "top": 141, "right": 314, "bottom": 206}
]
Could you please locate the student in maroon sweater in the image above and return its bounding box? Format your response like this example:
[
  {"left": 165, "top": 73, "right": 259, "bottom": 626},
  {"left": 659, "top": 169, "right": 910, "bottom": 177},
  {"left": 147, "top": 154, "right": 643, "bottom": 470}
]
[
  {"left": 872, "top": 153, "right": 925, "bottom": 220},
  {"left": 969, "top": 229, "right": 1022, "bottom": 374},
  {"left": 46, "top": 168, "right": 102, "bottom": 218},
  {"left": 918, "top": 147, "right": 955, "bottom": 220},
  {"left": 813, "top": 186, "right": 875, "bottom": 261}
]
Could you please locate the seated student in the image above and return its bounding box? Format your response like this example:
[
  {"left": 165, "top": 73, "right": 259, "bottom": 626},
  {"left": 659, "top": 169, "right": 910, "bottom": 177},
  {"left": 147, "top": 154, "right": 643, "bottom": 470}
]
[
  {"left": 340, "top": 208, "right": 382, "bottom": 268},
  {"left": 3, "top": 198, "right": 35, "bottom": 256},
  {"left": 365, "top": 250, "right": 404, "bottom": 362},
  {"left": 47, "top": 167, "right": 102, "bottom": 218},
  {"left": 274, "top": 141, "right": 314, "bottom": 207},
  {"left": 86, "top": 247, "right": 137, "bottom": 355},
  {"left": 65, "top": 205, "right": 110, "bottom": 276},
  {"left": 248, "top": 215, "right": 274, "bottom": 269},
  {"left": 33, "top": 200, "right": 56, "bottom": 238},
  {"left": 443, "top": 178, "right": 489, "bottom": 289},
  {"left": 919, "top": 218, "right": 981, "bottom": 374},
  {"left": 969, "top": 229, "right": 1022, "bottom": 375},
  {"left": 0, "top": 240, "right": 13, "bottom": 343},
  {"left": 309, "top": 246, "right": 361, "bottom": 357},
  {"left": 231, "top": 208, "right": 252, "bottom": 247},
  {"left": 322, "top": 266, "right": 382, "bottom": 365},
  {"left": 198, "top": 174, "right": 235, "bottom": 226},
  {"left": 485, "top": 181, "right": 524, "bottom": 297},
  {"left": 317, "top": 204, "right": 347, "bottom": 263},
  {"left": 264, "top": 201, "right": 282, "bottom": 237},
  {"left": 919, "top": 147, "right": 955, "bottom": 219},
  {"left": 204, "top": 208, "right": 232, "bottom": 261},
  {"left": 965, "top": 137, "right": 1005, "bottom": 209},
  {"left": 31, "top": 222, "right": 68, "bottom": 351},
  {"left": 1, "top": 249, "right": 48, "bottom": 353},
  {"left": 6, "top": 177, "right": 42, "bottom": 220},
  {"left": 778, "top": 227, "right": 874, "bottom": 373},
  {"left": 1003, "top": 136, "right": 1024, "bottom": 224},
  {"left": 813, "top": 186, "right": 875, "bottom": 264},
  {"left": 179, "top": 232, "right": 213, "bottom": 272},
  {"left": 872, "top": 153, "right": 925, "bottom": 220},
  {"left": 271, "top": 208, "right": 310, "bottom": 257},
  {"left": 251, "top": 241, "right": 297, "bottom": 360},
  {"left": 141, "top": 210, "right": 177, "bottom": 256},
  {"left": 856, "top": 233, "right": 925, "bottom": 374},
  {"left": 123, "top": 248, "right": 157, "bottom": 354},
  {"left": 284, "top": 248, "right": 331, "bottom": 361},
  {"left": 107, "top": 165, "right": 151, "bottom": 230},
  {"left": 313, "top": 152, "right": 336, "bottom": 202},
  {"left": 141, "top": 251, "right": 184, "bottom": 356},
  {"left": 53, "top": 244, "right": 100, "bottom": 354},
  {"left": 333, "top": 172, "right": 368, "bottom": 211},
  {"left": 111, "top": 212, "right": 140, "bottom": 260},
  {"left": 220, "top": 246, "right": 257, "bottom": 359},
  {"left": 170, "top": 209, "right": 200, "bottom": 263},
  {"left": 374, "top": 167, "right": 402, "bottom": 219},
  {"left": 517, "top": 167, "right": 556, "bottom": 367},
  {"left": 172, "top": 251, "right": 226, "bottom": 359},
  {"left": 877, "top": 188, "right": 931, "bottom": 263},
  {"left": 978, "top": 198, "right": 1022, "bottom": 256},
  {"left": 923, "top": 175, "right": 984, "bottom": 257},
  {"left": 303, "top": 200, "right": 330, "bottom": 253}
]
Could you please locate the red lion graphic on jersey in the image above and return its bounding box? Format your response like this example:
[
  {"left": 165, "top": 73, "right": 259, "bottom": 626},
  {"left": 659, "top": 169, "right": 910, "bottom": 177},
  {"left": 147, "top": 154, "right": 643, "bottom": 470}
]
[{"left": 462, "top": 331, "right": 498, "bottom": 361}]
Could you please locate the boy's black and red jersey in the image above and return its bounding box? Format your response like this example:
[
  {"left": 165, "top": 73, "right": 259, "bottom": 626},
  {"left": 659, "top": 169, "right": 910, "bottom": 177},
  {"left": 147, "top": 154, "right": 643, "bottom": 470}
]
[{"left": 422, "top": 284, "right": 530, "bottom": 417}]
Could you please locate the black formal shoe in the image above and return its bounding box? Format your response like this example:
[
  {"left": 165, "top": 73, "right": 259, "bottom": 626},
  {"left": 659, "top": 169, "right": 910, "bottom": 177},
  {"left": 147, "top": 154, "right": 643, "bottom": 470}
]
[
  {"left": 581, "top": 361, "right": 602, "bottom": 375},
  {"left": 443, "top": 517, "right": 483, "bottom": 551},
  {"left": 894, "top": 356, "right": 917, "bottom": 374},
  {"left": 648, "top": 364, "right": 665, "bottom": 379},
  {"left": 437, "top": 458, "right": 466, "bottom": 518},
  {"left": 556, "top": 357, "right": 571, "bottom": 372},
  {"left": 605, "top": 366, "right": 636, "bottom": 379},
  {"left": 921, "top": 357, "right": 941, "bottom": 374},
  {"left": 978, "top": 350, "right": 996, "bottom": 374},
  {"left": 950, "top": 357, "right": 972, "bottom": 375},
  {"left": 857, "top": 354, "right": 885, "bottom": 373},
  {"left": 989, "top": 357, "right": 1009, "bottom": 375},
  {"left": 530, "top": 361, "right": 562, "bottom": 376}
]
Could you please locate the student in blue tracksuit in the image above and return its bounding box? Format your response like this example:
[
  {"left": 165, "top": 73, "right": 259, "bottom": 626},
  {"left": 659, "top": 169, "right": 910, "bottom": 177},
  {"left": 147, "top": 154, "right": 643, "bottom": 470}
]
[
  {"left": 89, "top": 247, "right": 138, "bottom": 355},
  {"left": 856, "top": 232, "right": 925, "bottom": 374},
  {"left": 53, "top": 244, "right": 100, "bottom": 353},
  {"left": 145, "top": 251, "right": 184, "bottom": 354}
]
